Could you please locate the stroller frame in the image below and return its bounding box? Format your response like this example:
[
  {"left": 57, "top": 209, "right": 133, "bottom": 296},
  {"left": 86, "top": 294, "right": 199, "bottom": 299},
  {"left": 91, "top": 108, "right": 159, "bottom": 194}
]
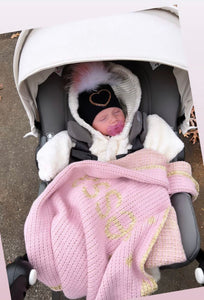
[
  {"left": 7, "top": 61, "right": 204, "bottom": 300},
  {"left": 7, "top": 6, "right": 204, "bottom": 300},
  {"left": 35, "top": 60, "right": 201, "bottom": 300}
]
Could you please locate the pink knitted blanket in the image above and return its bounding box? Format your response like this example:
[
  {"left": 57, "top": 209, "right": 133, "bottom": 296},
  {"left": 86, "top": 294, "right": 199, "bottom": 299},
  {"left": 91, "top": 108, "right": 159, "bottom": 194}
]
[{"left": 24, "top": 149, "right": 198, "bottom": 299}]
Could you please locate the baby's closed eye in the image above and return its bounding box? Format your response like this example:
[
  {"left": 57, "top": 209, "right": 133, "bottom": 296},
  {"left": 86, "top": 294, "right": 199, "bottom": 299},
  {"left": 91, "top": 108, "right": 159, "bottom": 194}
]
[
  {"left": 99, "top": 115, "right": 108, "bottom": 121},
  {"left": 113, "top": 109, "right": 121, "bottom": 114}
]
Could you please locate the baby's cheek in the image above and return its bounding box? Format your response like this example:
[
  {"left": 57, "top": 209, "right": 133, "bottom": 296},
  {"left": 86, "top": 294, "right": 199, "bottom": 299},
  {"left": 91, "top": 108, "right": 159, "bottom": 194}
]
[
  {"left": 93, "top": 121, "right": 109, "bottom": 135},
  {"left": 120, "top": 113, "right": 125, "bottom": 123},
  {"left": 101, "top": 123, "right": 110, "bottom": 135}
]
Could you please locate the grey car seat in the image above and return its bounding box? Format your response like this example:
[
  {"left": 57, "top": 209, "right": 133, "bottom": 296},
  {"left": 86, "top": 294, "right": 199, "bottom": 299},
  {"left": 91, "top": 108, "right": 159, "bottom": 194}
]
[{"left": 7, "top": 61, "right": 204, "bottom": 300}]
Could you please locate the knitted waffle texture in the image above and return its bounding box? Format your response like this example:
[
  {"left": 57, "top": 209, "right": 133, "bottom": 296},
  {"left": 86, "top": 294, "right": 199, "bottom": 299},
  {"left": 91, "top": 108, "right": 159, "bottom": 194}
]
[{"left": 24, "top": 149, "right": 198, "bottom": 299}]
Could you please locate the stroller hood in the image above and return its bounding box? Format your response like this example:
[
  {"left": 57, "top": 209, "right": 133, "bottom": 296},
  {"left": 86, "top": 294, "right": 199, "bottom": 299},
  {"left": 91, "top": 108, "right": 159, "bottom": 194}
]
[{"left": 13, "top": 6, "right": 192, "bottom": 137}]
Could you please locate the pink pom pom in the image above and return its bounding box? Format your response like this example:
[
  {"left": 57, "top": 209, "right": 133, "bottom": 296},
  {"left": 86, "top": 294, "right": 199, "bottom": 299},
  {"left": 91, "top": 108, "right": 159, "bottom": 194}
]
[{"left": 71, "top": 62, "right": 111, "bottom": 93}]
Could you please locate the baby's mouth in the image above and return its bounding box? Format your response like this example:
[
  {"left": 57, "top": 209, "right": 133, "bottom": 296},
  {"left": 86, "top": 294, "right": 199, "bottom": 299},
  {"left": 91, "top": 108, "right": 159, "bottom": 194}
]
[{"left": 107, "top": 121, "right": 125, "bottom": 136}]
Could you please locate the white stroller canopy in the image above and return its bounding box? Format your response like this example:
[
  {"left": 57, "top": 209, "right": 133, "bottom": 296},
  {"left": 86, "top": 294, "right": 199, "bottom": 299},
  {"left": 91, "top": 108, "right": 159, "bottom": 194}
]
[{"left": 13, "top": 7, "right": 193, "bottom": 137}]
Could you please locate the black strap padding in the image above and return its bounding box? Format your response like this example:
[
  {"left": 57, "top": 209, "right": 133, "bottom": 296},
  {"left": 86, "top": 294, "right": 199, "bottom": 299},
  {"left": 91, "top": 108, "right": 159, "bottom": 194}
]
[{"left": 69, "top": 141, "right": 97, "bottom": 163}]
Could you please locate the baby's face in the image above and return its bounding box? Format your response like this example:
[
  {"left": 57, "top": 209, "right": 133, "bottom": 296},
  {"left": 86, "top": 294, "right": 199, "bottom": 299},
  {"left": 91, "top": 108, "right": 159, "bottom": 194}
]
[{"left": 92, "top": 107, "right": 125, "bottom": 136}]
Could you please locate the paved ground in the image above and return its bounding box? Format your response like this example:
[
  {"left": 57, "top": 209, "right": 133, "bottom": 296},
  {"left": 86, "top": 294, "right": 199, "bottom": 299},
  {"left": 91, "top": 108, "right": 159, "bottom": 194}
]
[{"left": 0, "top": 33, "right": 204, "bottom": 300}]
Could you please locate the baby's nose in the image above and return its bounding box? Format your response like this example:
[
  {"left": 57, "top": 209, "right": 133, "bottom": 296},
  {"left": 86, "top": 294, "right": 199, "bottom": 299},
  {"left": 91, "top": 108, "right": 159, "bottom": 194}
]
[
  {"left": 110, "top": 117, "right": 118, "bottom": 124},
  {"left": 111, "top": 114, "right": 119, "bottom": 122}
]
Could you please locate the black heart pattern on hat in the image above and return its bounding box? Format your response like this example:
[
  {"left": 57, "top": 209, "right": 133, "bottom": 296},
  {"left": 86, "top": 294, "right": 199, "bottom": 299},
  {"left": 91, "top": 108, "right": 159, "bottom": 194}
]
[{"left": 89, "top": 89, "right": 111, "bottom": 107}]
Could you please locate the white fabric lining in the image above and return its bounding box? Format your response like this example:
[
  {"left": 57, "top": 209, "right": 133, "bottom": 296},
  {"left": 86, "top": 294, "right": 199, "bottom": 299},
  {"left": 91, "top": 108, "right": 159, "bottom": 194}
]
[{"left": 13, "top": 9, "right": 193, "bottom": 137}]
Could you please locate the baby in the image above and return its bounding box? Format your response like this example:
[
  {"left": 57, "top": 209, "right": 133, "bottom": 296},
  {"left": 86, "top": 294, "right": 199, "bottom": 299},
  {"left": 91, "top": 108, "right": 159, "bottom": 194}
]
[
  {"left": 77, "top": 83, "right": 125, "bottom": 137},
  {"left": 93, "top": 106, "right": 125, "bottom": 136},
  {"left": 37, "top": 61, "right": 184, "bottom": 182}
]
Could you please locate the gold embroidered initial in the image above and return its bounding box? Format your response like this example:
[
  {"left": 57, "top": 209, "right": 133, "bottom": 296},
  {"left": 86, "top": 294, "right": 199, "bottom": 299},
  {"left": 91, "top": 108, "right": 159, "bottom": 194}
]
[
  {"left": 105, "top": 211, "right": 136, "bottom": 240},
  {"left": 126, "top": 255, "right": 133, "bottom": 267},
  {"left": 72, "top": 175, "right": 99, "bottom": 187},
  {"left": 83, "top": 182, "right": 110, "bottom": 198},
  {"left": 96, "top": 190, "right": 122, "bottom": 219}
]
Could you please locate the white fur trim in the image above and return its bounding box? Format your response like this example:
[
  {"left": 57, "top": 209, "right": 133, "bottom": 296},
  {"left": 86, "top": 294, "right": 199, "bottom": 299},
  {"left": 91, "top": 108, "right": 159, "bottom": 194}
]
[
  {"left": 71, "top": 62, "right": 116, "bottom": 94},
  {"left": 146, "top": 267, "right": 161, "bottom": 283},
  {"left": 89, "top": 135, "right": 132, "bottom": 162},
  {"left": 143, "top": 115, "right": 184, "bottom": 162},
  {"left": 68, "top": 62, "right": 142, "bottom": 160},
  {"left": 37, "top": 131, "right": 72, "bottom": 181}
]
